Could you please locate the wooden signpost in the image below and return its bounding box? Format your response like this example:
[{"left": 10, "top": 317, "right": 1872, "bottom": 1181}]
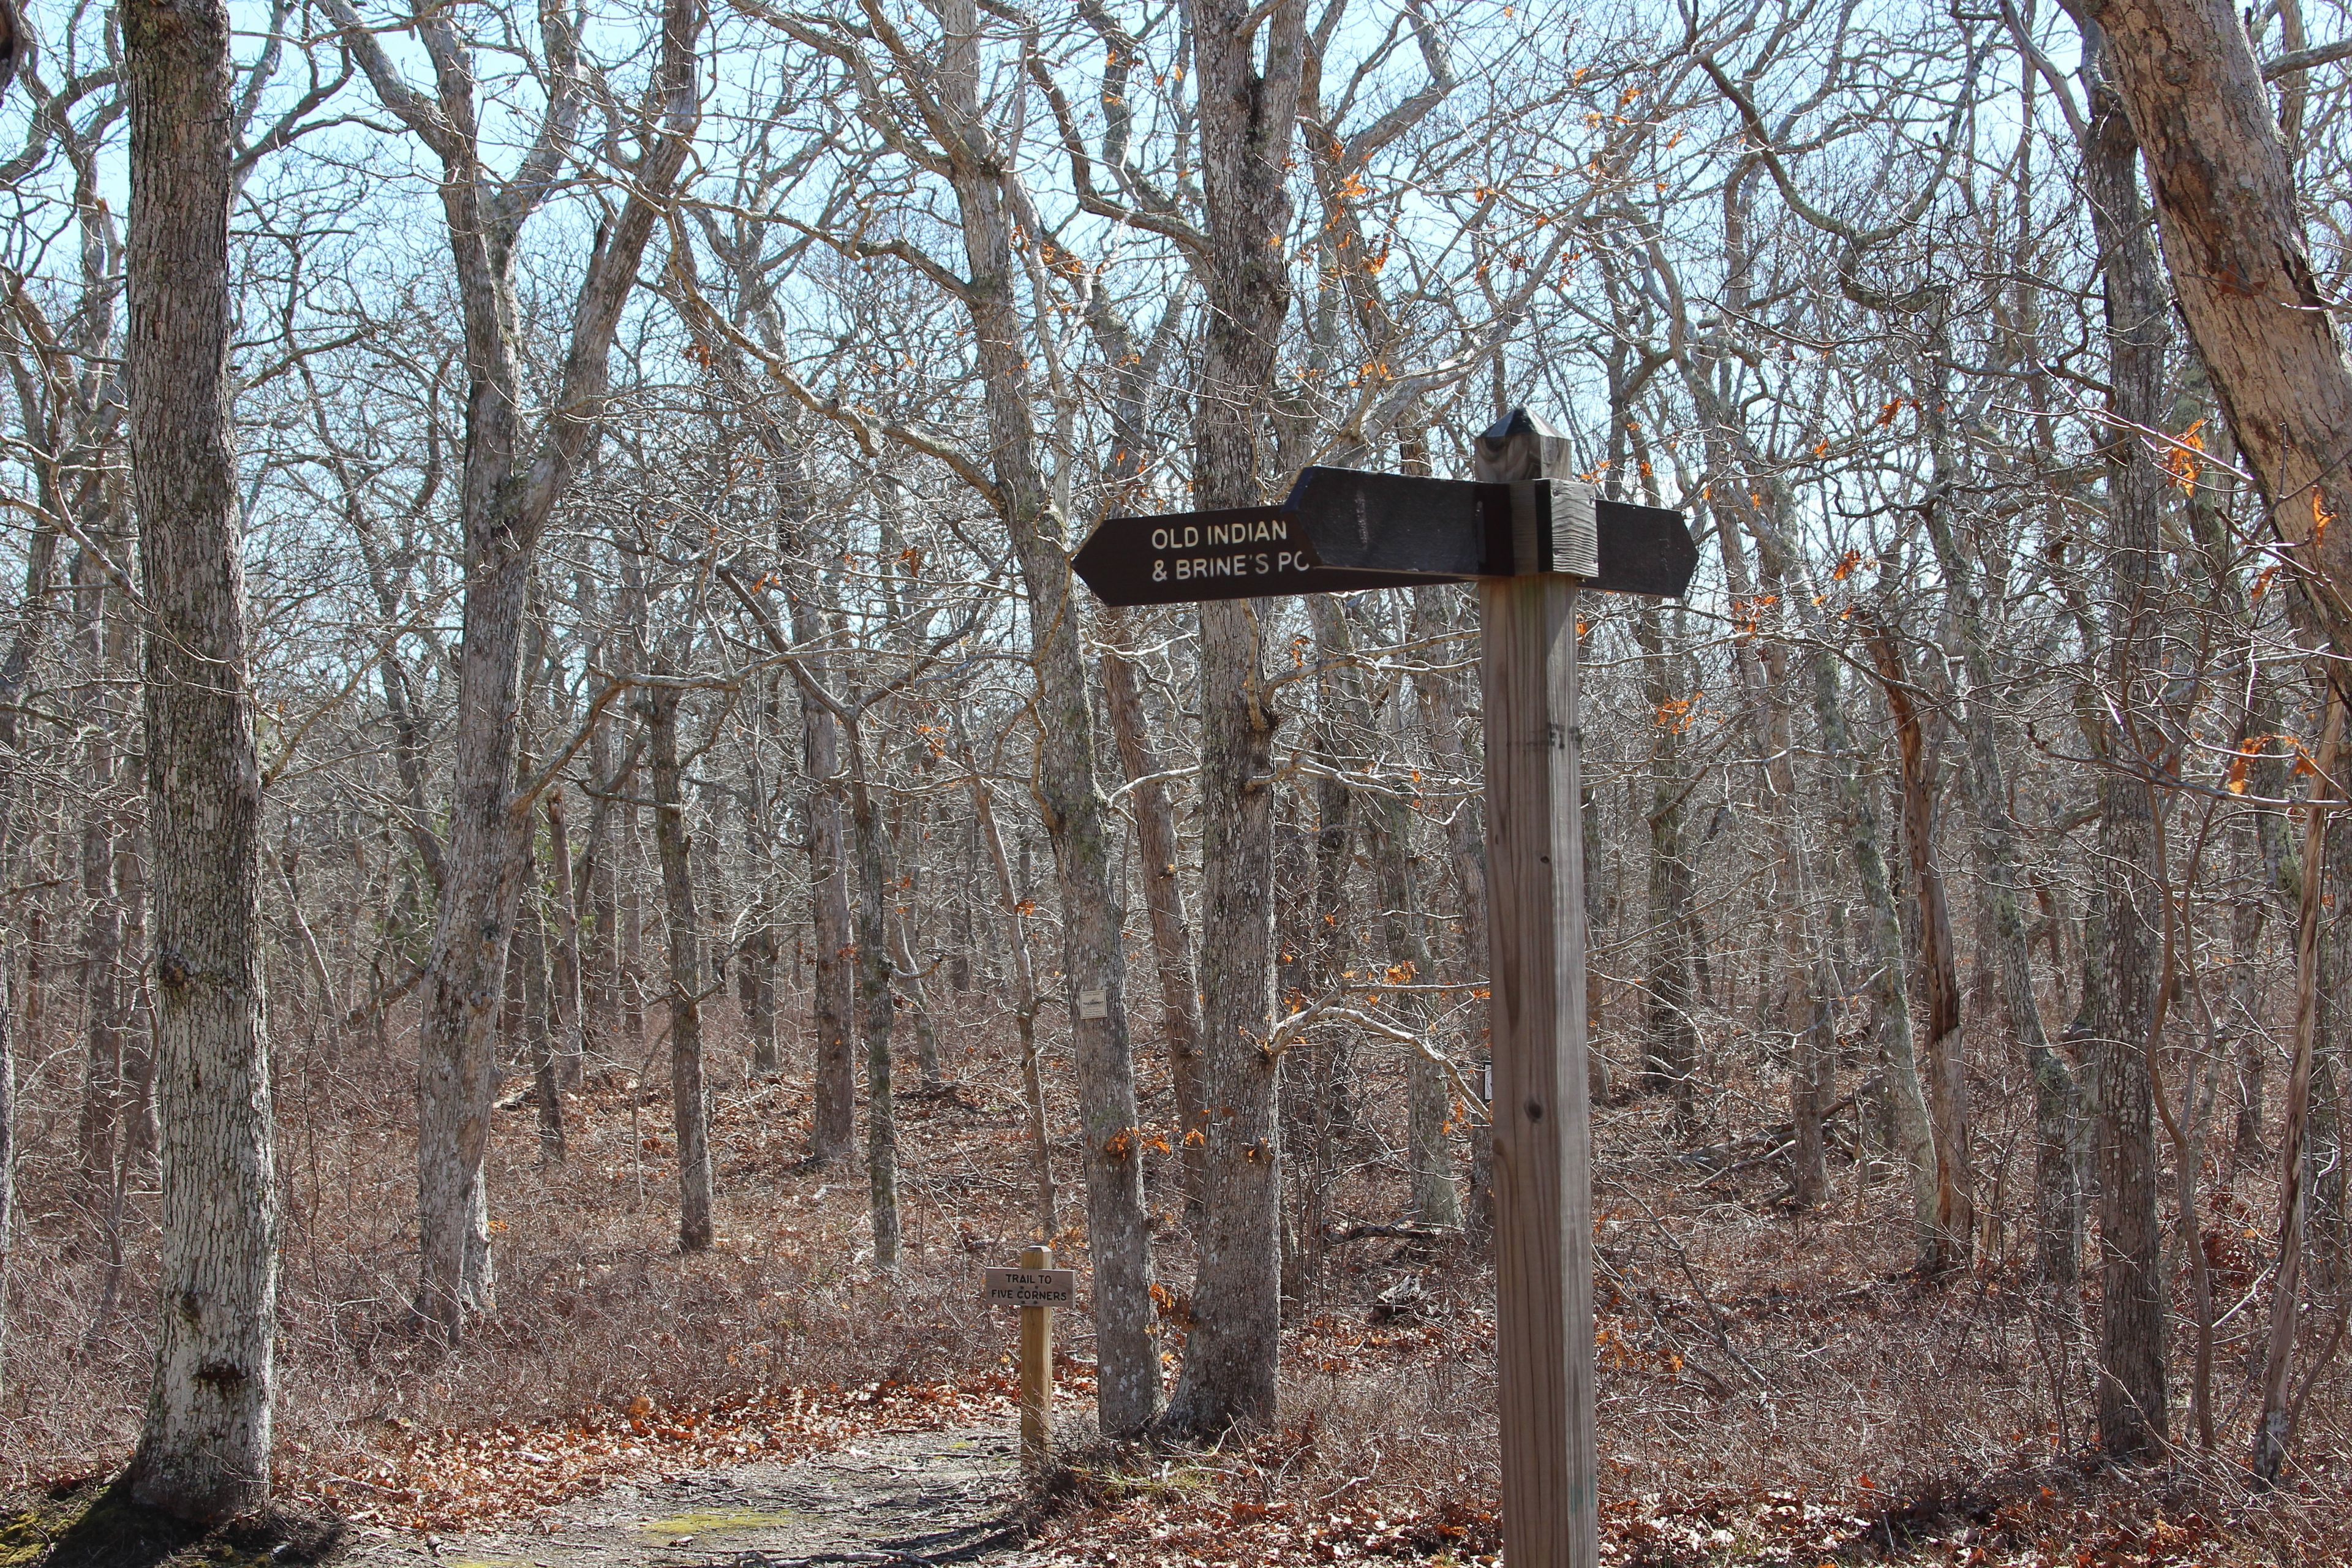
[
  {"left": 1071, "top": 409, "right": 1696, "bottom": 1568},
  {"left": 985, "top": 1245, "right": 1075, "bottom": 1466}
]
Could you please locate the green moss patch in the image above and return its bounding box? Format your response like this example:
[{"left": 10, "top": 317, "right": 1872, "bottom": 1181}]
[{"left": 635, "top": 1506, "right": 802, "bottom": 1541}]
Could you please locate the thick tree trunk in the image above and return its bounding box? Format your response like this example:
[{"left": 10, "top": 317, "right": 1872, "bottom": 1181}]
[
  {"left": 2066, "top": 0, "right": 2352, "bottom": 664},
  {"left": 121, "top": 0, "right": 276, "bottom": 1516},
  {"left": 1162, "top": 0, "right": 1307, "bottom": 1438},
  {"left": 645, "top": 688, "right": 714, "bottom": 1254},
  {"left": 2081, "top": 42, "right": 2173, "bottom": 1461}
]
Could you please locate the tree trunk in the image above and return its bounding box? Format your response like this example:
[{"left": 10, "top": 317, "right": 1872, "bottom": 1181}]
[
  {"left": 744, "top": 919, "right": 779, "bottom": 1076},
  {"left": 326, "top": 0, "right": 705, "bottom": 1336},
  {"left": 2066, "top": 0, "right": 2352, "bottom": 665},
  {"left": 1916, "top": 462, "right": 2082, "bottom": 1290},
  {"left": 1162, "top": 0, "right": 1308, "bottom": 1438},
  {"left": 965, "top": 747, "right": 1057, "bottom": 1237},
  {"left": 2310, "top": 823, "right": 2349, "bottom": 1298},
  {"left": 74, "top": 551, "right": 126, "bottom": 1213},
  {"left": 2253, "top": 695, "right": 2343, "bottom": 1483},
  {"left": 517, "top": 851, "right": 565, "bottom": 1166},
  {"left": 1864, "top": 618, "right": 1972, "bottom": 1270},
  {"left": 848, "top": 763, "right": 899, "bottom": 1273},
  {"left": 1, "top": 968, "right": 15, "bottom": 1401},
  {"left": 584, "top": 703, "right": 620, "bottom": 1046},
  {"left": 891, "top": 909, "right": 944, "bottom": 1091},
  {"left": 2081, "top": 37, "right": 2173, "bottom": 1460},
  {"left": 1099, "top": 620, "right": 1207, "bottom": 1212},
  {"left": 645, "top": 687, "right": 714, "bottom": 1254},
  {"left": 788, "top": 585, "right": 856, "bottom": 1164},
  {"left": 930, "top": 0, "right": 1159, "bottom": 1431},
  {"left": 1409, "top": 586, "right": 1494, "bottom": 1234},
  {"left": 121, "top": 0, "right": 276, "bottom": 1515},
  {"left": 1314, "top": 597, "right": 1458, "bottom": 1228},
  {"left": 1633, "top": 601, "right": 1700, "bottom": 1129},
  {"left": 546, "top": 787, "right": 585, "bottom": 1088},
  {"left": 1811, "top": 642, "right": 1941, "bottom": 1265}
]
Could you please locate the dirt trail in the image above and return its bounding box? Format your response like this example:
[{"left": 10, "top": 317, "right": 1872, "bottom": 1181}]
[{"left": 336, "top": 1427, "right": 1036, "bottom": 1568}]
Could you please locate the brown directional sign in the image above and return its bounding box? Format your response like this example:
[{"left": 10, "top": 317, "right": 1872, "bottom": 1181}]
[
  {"left": 1589, "top": 499, "right": 1699, "bottom": 597},
  {"left": 1070, "top": 473, "right": 1695, "bottom": 608},
  {"left": 1069, "top": 506, "right": 1466, "bottom": 607}
]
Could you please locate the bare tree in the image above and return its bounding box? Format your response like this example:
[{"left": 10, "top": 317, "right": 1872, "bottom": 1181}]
[
  {"left": 326, "top": 0, "right": 706, "bottom": 1338},
  {"left": 119, "top": 0, "right": 275, "bottom": 1518}
]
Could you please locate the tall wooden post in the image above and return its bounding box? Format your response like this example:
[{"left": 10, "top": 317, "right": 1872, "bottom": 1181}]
[
  {"left": 1481, "top": 573, "right": 1597, "bottom": 1568},
  {"left": 1019, "top": 1243, "right": 1054, "bottom": 1466}
]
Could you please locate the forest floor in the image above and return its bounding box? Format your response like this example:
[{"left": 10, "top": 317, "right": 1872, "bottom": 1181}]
[
  {"left": 332, "top": 1423, "right": 1031, "bottom": 1568},
  {"left": 5, "top": 990, "right": 2351, "bottom": 1565}
]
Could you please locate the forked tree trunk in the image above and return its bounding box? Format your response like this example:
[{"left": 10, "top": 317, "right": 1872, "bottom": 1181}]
[
  {"left": 330, "top": 0, "right": 703, "bottom": 1338},
  {"left": 928, "top": 0, "right": 1159, "bottom": 1431},
  {"left": 645, "top": 687, "right": 714, "bottom": 1254},
  {"left": 121, "top": 0, "right": 276, "bottom": 1517},
  {"left": 1864, "top": 617, "right": 1973, "bottom": 1270}
]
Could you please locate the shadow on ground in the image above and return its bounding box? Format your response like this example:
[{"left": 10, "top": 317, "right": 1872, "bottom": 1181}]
[{"left": 5, "top": 1480, "right": 341, "bottom": 1568}]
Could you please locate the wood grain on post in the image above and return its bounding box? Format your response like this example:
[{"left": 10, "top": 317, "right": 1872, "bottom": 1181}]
[
  {"left": 1019, "top": 1243, "right": 1054, "bottom": 1466},
  {"left": 1480, "top": 573, "right": 1597, "bottom": 1568}
]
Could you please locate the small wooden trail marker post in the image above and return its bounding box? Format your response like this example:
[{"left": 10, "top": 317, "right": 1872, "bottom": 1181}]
[
  {"left": 1071, "top": 409, "right": 1695, "bottom": 1568},
  {"left": 985, "top": 1245, "right": 1076, "bottom": 1466}
]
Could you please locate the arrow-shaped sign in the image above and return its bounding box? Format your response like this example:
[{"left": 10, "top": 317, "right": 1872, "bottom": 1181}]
[
  {"left": 1067, "top": 506, "right": 1466, "bottom": 608},
  {"left": 1071, "top": 473, "right": 1696, "bottom": 607}
]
